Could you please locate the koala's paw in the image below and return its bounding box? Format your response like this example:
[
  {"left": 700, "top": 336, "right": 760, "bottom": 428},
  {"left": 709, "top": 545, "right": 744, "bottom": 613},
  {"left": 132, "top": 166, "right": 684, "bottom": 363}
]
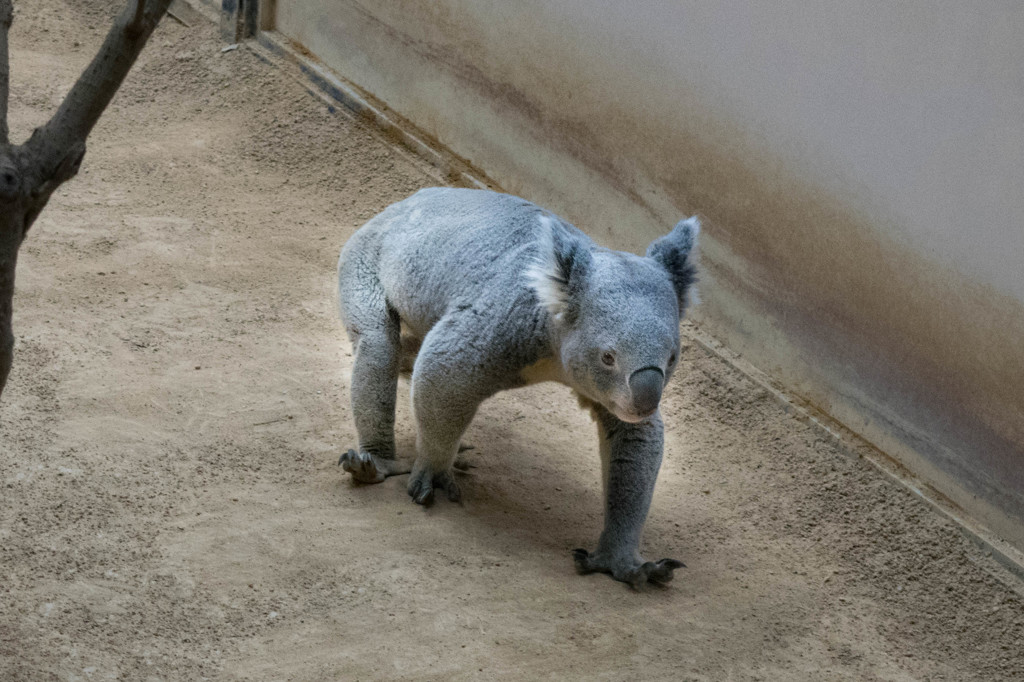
[
  {"left": 338, "top": 449, "right": 411, "bottom": 484},
  {"left": 407, "top": 465, "right": 461, "bottom": 506},
  {"left": 572, "top": 549, "right": 685, "bottom": 590}
]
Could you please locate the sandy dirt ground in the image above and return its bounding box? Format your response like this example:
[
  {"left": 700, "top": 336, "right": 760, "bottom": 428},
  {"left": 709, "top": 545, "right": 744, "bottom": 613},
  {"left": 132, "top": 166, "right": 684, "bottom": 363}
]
[{"left": 2, "top": 2, "right": 1024, "bottom": 680}]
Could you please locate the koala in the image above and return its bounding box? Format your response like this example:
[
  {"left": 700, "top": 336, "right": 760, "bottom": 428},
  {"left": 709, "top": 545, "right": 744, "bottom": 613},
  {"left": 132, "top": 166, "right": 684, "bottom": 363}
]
[{"left": 337, "top": 187, "right": 698, "bottom": 588}]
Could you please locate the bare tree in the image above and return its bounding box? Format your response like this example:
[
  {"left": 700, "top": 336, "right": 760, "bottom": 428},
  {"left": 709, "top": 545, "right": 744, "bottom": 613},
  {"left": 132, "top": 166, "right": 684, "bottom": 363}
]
[{"left": 0, "top": 0, "right": 172, "bottom": 397}]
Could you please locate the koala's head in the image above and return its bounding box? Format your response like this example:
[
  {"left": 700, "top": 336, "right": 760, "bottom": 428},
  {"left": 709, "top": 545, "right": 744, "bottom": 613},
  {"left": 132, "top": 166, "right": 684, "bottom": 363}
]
[{"left": 528, "top": 215, "right": 699, "bottom": 423}]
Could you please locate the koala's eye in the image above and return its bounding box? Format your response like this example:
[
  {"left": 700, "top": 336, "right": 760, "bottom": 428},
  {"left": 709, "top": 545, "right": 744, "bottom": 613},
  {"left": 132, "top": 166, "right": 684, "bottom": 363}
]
[
  {"left": 600, "top": 351, "right": 616, "bottom": 367},
  {"left": 668, "top": 352, "right": 677, "bottom": 367}
]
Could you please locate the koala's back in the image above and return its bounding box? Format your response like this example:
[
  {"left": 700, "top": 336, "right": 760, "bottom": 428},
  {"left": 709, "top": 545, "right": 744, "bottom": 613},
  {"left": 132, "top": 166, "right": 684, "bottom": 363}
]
[{"left": 341, "top": 188, "right": 563, "bottom": 340}]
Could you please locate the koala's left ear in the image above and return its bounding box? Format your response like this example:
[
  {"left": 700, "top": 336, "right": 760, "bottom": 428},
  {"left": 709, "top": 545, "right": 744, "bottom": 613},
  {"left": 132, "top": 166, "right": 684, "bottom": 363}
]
[
  {"left": 527, "top": 216, "right": 592, "bottom": 326},
  {"left": 646, "top": 216, "right": 699, "bottom": 315}
]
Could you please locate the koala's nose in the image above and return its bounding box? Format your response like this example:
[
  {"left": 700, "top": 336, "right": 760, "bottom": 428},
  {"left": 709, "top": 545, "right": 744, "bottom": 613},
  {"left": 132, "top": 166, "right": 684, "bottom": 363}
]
[{"left": 629, "top": 367, "right": 664, "bottom": 416}]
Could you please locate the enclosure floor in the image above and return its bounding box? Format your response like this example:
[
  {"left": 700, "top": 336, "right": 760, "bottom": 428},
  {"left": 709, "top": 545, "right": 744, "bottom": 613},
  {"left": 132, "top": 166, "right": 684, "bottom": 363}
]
[{"left": 2, "top": 2, "right": 1023, "bottom": 680}]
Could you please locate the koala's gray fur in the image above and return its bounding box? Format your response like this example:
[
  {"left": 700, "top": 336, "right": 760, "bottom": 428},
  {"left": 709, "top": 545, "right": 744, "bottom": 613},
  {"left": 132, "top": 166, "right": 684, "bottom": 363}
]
[{"left": 337, "top": 187, "right": 698, "bottom": 588}]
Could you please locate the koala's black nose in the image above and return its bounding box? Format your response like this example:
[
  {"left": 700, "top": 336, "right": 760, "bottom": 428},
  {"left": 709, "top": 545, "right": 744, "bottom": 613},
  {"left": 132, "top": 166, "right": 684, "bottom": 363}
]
[{"left": 629, "top": 367, "right": 664, "bottom": 416}]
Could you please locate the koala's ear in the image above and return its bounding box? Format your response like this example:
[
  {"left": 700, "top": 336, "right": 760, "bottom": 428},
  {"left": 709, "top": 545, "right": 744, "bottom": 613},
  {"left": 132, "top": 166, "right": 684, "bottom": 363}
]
[
  {"left": 646, "top": 216, "right": 700, "bottom": 315},
  {"left": 527, "top": 216, "right": 592, "bottom": 325}
]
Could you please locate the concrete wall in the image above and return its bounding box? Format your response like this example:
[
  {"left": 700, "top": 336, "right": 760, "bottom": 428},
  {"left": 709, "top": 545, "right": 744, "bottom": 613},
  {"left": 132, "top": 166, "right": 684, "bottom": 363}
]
[{"left": 268, "top": 1, "right": 1024, "bottom": 547}]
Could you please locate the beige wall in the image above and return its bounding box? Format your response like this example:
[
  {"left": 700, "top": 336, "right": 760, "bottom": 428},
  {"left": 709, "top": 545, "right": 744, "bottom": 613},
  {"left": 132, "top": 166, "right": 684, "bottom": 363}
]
[{"left": 271, "top": 1, "right": 1024, "bottom": 547}]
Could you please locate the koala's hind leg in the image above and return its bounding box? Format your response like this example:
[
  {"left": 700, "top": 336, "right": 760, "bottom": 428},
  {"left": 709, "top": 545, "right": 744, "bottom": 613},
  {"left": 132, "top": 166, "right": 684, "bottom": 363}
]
[{"left": 337, "top": 264, "right": 409, "bottom": 483}]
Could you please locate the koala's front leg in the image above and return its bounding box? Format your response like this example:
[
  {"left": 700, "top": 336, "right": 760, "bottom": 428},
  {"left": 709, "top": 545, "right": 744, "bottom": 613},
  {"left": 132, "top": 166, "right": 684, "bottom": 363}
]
[
  {"left": 406, "top": 386, "right": 481, "bottom": 504},
  {"left": 573, "top": 406, "right": 684, "bottom": 589},
  {"left": 405, "top": 312, "right": 496, "bottom": 505}
]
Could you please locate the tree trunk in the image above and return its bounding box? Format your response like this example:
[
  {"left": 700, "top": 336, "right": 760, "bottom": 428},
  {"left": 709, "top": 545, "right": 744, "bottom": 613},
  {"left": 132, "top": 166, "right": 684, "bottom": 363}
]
[
  {"left": 0, "top": 237, "right": 15, "bottom": 393},
  {"left": 0, "top": 0, "right": 173, "bottom": 399}
]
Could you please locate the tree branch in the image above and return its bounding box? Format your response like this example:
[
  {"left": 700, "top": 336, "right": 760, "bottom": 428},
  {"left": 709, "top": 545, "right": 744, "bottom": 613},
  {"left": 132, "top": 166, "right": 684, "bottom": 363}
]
[
  {"left": 0, "top": 0, "right": 173, "bottom": 399},
  {"left": 0, "top": 0, "right": 13, "bottom": 145},
  {"left": 24, "top": 0, "right": 173, "bottom": 176}
]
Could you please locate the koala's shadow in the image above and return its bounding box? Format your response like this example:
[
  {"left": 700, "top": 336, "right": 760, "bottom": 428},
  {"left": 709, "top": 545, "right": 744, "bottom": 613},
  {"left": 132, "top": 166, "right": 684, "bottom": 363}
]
[
  {"left": 390, "top": 413, "right": 609, "bottom": 559},
  {"left": 347, "top": 382, "right": 696, "bottom": 575}
]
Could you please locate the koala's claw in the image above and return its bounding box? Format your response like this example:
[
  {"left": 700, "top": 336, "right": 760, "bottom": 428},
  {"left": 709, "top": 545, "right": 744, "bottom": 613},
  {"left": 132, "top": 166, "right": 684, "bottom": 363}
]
[
  {"left": 640, "top": 558, "right": 686, "bottom": 585},
  {"left": 572, "top": 549, "right": 685, "bottom": 589},
  {"left": 339, "top": 449, "right": 385, "bottom": 484},
  {"left": 407, "top": 467, "right": 461, "bottom": 506},
  {"left": 445, "top": 477, "right": 463, "bottom": 503},
  {"left": 339, "top": 449, "right": 410, "bottom": 484},
  {"left": 572, "top": 548, "right": 597, "bottom": 573},
  {"left": 410, "top": 479, "right": 434, "bottom": 505}
]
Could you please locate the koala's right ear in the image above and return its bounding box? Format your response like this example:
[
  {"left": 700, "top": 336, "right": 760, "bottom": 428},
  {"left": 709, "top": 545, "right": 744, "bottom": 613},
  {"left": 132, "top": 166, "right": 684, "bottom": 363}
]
[
  {"left": 646, "top": 216, "right": 700, "bottom": 315},
  {"left": 527, "top": 215, "right": 592, "bottom": 325}
]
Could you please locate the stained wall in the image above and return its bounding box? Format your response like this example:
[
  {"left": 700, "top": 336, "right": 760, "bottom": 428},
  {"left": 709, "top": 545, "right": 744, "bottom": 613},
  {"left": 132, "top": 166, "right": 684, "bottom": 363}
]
[{"left": 270, "top": 1, "right": 1024, "bottom": 547}]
